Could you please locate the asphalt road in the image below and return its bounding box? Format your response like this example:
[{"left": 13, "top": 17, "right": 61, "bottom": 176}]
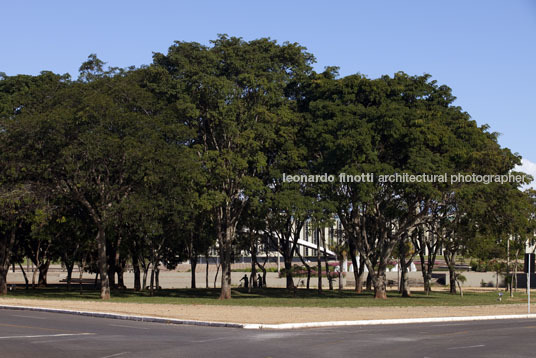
[{"left": 1, "top": 309, "right": 536, "bottom": 358}]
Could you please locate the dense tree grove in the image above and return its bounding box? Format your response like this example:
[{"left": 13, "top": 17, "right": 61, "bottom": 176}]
[{"left": 1, "top": 36, "right": 534, "bottom": 299}]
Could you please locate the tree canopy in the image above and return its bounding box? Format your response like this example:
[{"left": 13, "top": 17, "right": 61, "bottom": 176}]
[{"left": 0, "top": 36, "right": 533, "bottom": 299}]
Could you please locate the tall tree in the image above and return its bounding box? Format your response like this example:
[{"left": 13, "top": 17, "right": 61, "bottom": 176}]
[
  {"left": 306, "top": 71, "right": 495, "bottom": 298},
  {"left": 152, "top": 35, "right": 314, "bottom": 299},
  {"left": 0, "top": 72, "right": 63, "bottom": 295},
  {"left": 1, "top": 62, "right": 175, "bottom": 299}
]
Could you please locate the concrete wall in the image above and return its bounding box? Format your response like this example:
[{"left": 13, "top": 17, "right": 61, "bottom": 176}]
[
  {"left": 6, "top": 265, "right": 529, "bottom": 289},
  {"left": 346, "top": 271, "right": 508, "bottom": 288}
]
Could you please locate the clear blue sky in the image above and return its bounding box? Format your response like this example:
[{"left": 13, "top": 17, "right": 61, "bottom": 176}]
[{"left": 1, "top": 0, "right": 535, "bottom": 166}]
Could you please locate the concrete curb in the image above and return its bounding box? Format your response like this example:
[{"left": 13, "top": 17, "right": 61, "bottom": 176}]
[
  {"left": 0, "top": 305, "right": 245, "bottom": 329},
  {"left": 243, "top": 313, "right": 536, "bottom": 329},
  {"left": 2, "top": 304, "right": 536, "bottom": 330}
]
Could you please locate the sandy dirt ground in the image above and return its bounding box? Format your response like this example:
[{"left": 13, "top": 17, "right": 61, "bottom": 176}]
[{"left": 1, "top": 298, "right": 535, "bottom": 324}]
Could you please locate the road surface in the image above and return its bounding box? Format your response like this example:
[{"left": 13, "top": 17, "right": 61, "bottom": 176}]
[{"left": 1, "top": 309, "right": 536, "bottom": 357}]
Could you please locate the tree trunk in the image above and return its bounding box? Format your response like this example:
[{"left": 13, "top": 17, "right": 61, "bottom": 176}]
[
  {"left": 155, "top": 267, "right": 160, "bottom": 290},
  {"left": 117, "top": 261, "right": 125, "bottom": 289},
  {"left": 414, "top": 227, "right": 438, "bottom": 296},
  {"left": 419, "top": 249, "right": 431, "bottom": 295},
  {"left": 190, "top": 256, "right": 197, "bottom": 289},
  {"left": 130, "top": 243, "right": 141, "bottom": 291},
  {"left": 284, "top": 257, "right": 294, "bottom": 289},
  {"left": 373, "top": 271, "right": 387, "bottom": 299},
  {"left": 249, "top": 244, "right": 257, "bottom": 292},
  {"left": 305, "top": 264, "right": 311, "bottom": 289},
  {"left": 18, "top": 262, "right": 29, "bottom": 290},
  {"left": 205, "top": 254, "right": 210, "bottom": 289},
  {"left": 94, "top": 271, "right": 99, "bottom": 289},
  {"left": 132, "top": 257, "right": 141, "bottom": 291},
  {"left": 96, "top": 225, "right": 111, "bottom": 300},
  {"left": 218, "top": 213, "right": 235, "bottom": 300},
  {"left": 349, "top": 240, "right": 364, "bottom": 293},
  {"left": 108, "top": 251, "right": 116, "bottom": 289},
  {"left": 296, "top": 250, "right": 311, "bottom": 289},
  {"left": 149, "top": 246, "right": 156, "bottom": 296},
  {"left": 356, "top": 272, "right": 365, "bottom": 293},
  {"left": 255, "top": 258, "right": 267, "bottom": 288},
  {"left": 66, "top": 263, "right": 74, "bottom": 291},
  {"left": 31, "top": 265, "right": 38, "bottom": 289},
  {"left": 113, "top": 234, "right": 123, "bottom": 289},
  {"left": 149, "top": 267, "right": 155, "bottom": 296},
  {"left": 321, "top": 232, "right": 333, "bottom": 291},
  {"left": 514, "top": 249, "right": 519, "bottom": 293},
  {"left": 1, "top": 229, "right": 16, "bottom": 295},
  {"left": 399, "top": 239, "right": 411, "bottom": 297},
  {"left": 338, "top": 258, "right": 344, "bottom": 291},
  {"left": 219, "top": 248, "right": 231, "bottom": 298},
  {"left": 365, "top": 255, "right": 376, "bottom": 291},
  {"left": 78, "top": 261, "right": 84, "bottom": 295},
  {"left": 399, "top": 261, "right": 411, "bottom": 297},
  {"left": 214, "top": 261, "right": 220, "bottom": 289},
  {"left": 38, "top": 261, "right": 49, "bottom": 287},
  {"left": 108, "top": 269, "right": 115, "bottom": 288},
  {"left": 445, "top": 251, "right": 457, "bottom": 294},
  {"left": 365, "top": 257, "right": 388, "bottom": 299},
  {"left": 142, "top": 262, "right": 149, "bottom": 291},
  {"left": 325, "top": 258, "right": 333, "bottom": 290},
  {"left": 317, "top": 235, "right": 322, "bottom": 293},
  {"left": 0, "top": 268, "right": 7, "bottom": 295},
  {"left": 356, "top": 254, "right": 366, "bottom": 293}
]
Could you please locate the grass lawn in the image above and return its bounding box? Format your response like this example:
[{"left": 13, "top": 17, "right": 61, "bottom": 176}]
[{"left": 3, "top": 287, "right": 531, "bottom": 308}]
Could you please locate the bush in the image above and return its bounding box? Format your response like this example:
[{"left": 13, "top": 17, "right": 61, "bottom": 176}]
[
  {"left": 470, "top": 259, "right": 490, "bottom": 272},
  {"left": 279, "top": 265, "right": 342, "bottom": 278}
]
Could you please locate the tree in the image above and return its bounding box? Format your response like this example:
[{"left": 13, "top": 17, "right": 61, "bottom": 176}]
[
  {"left": 152, "top": 35, "right": 314, "bottom": 299},
  {"left": 306, "top": 72, "right": 462, "bottom": 298},
  {"left": 1, "top": 62, "right": 177, "bottom": 299},
  {"left": 45, "top": 201, "right": 94, "bottom": 290},
  {"left": 263, "top": 186, "right": 315, "bottom": 290},
  {"left": 463, "top": 182, "right": 534, "bottom": 294},
  {"left": 0, "top": 73, "right": 60, "bottom": 295},
  {"left": 455, "top": 273, "right": 466, "bottom": 297},
  {"left": 0, "top": 72, "right": 68, "bottom": 294},
  {"left": 0, "top": 185, "right": 36, "bottom": 295}
]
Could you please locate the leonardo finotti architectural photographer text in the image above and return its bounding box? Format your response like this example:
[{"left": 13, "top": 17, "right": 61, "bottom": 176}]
[{"left": 282, "top": 172, "right": 527, "bottom": 184}]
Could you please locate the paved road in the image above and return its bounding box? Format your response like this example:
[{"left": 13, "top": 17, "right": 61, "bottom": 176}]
[{"left": 1, "top": 309, "right": 536, "bottom": 357}]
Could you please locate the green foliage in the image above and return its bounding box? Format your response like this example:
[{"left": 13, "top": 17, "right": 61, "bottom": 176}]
[{"left": 1, "top": 36, "right": 534, "bottom": 299}]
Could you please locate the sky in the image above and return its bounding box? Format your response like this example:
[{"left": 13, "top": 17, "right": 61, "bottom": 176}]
[{"left": 1, "top": 0, "right": 535, "bottom": 185}]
